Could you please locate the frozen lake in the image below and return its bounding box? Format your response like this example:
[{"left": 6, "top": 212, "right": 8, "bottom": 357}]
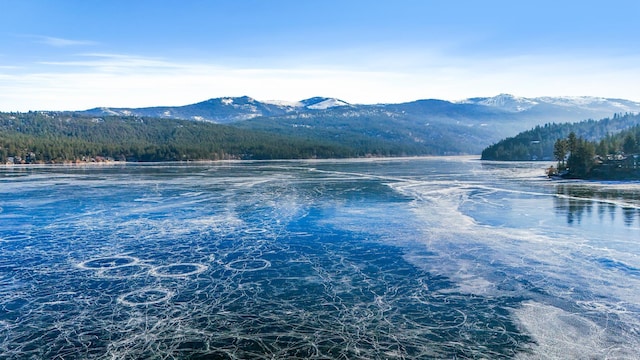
[{"left": 1, "top": 157, "right": 639, "bottom": 359}]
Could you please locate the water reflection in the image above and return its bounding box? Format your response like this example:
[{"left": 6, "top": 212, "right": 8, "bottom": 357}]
[
  {"left": 554, "top": 184, "right": 640, "bottom": 226},
  {"left": 623, "top": 207, "right": 638, "bottom": 227}
]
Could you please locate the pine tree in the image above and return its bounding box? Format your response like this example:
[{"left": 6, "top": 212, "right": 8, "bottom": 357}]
[
  {"left": 622, "top": 133, "right": 637, "bottom": 154},
  {"left": 554, "top": 138, "right": 568, "bottom": 168}
]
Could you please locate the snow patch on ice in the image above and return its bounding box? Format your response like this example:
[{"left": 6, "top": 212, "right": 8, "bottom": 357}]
[{"left": 514, "top": 301, "right": 639, "bottom": 359}]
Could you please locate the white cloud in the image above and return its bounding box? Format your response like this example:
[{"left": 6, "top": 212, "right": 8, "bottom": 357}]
[
  {"left": 35, "top": 36, "right": 97, "bottom": 47},
  {"left": 1, "top": 51, "right": 639, "bottom": 111},
  {"left": 39, "top": 53, "right": 184, "bottom": 73}
]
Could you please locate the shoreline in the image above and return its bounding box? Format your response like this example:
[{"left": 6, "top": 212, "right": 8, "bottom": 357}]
[{"left": 1, "top": 154, "right": 483, "bottom": 167}]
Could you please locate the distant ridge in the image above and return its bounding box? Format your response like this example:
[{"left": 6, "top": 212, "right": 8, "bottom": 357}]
[
  {"left": 70, "top": 94, "right": 640, "bottom": 156},
  {"left": 79, "top": 94, "right": 640, "bottom": 125},
  {"left": 458, "top": 93, "right": 640, "bottom": 115},
  {"left": 82, "top": 96, "right": 351, "bottom": 123},
  {"left": 4, "top": 94, "right": 640, "bottom": 163}
]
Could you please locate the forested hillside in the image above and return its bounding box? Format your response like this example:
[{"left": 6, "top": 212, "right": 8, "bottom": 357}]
[
  {"left": 79, "top": 95, "right": 640, "bottom": 157},
  {"left": 594, "top": 124, "right": 640, "bottom": 155},
  {"left": 233, "top": 106, "right": 496, "bottom": 155},
  {"left": 480, "top": 113, "right": 640, "bottom": 161},
  {"left": 0, "top": 112, "right": 355, "bottom": 163},
  {"left": 3, "top": 106, "right": 499, "bottom": 164}
]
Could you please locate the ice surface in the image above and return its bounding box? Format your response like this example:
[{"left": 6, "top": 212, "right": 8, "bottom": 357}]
[
  {"left": 1, "top": 159, "right": 639, "bottom": 359},
  {"left": 514, "top": 301, "right": 639, "bottom": 359}
]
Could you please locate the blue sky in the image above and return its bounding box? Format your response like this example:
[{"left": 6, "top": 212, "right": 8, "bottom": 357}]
[{"left": 1, "top": 0, "right": 640, "bottom": 111}]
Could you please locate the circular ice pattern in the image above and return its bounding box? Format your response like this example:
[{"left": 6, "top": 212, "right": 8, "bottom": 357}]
[
  {"left": 0, "top": 234, "right": 32, "bottom": 242},
  {"left": 117, "top": 288, "right": 174, "bottom": 306},
  {"left": 225, "top": 259, "right": 271, "bottom": 272},
  {"left": 98, "top": 264, "right": 152, "bottom": 279},
  {"left": 78, "top": 256, "right": 138, "bottom": 270},
  {"left": 243, "top": 228, "right": 267, "bottom": 234},
  {"left": 149, "top": 263, "right": 208, "bottom": 278}
]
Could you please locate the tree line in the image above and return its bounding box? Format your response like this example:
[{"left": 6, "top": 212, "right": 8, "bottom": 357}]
[
  {"left": 481, "top": 113, "right": 640, "bottom": 161},
  {"left": 1, "top": 111, "right": 451, "bottom": 164},
  {"left": 551, "top": 126, "right": 640, "bottom": 179},
  {"left": 0, "top": 112, "right": 356, "bottom": 163}
]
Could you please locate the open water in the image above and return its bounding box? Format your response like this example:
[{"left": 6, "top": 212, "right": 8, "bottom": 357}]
[{"left": 1, "top": 157, "right": 639, "bottom": 359}]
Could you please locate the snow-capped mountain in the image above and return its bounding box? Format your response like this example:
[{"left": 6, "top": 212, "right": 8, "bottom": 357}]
[
  {"left": 78, "top": 93, "right": 640, "bottom": 152},
  {"left": 458, "top": 94, "right": 539, "bottom": 112},
  {"left": 82, "top": 94, "right": 640, "bottom": 125},
  {"left": 83, "top": 96, "right": 351, "bottom": 122},
  {"left": 261, "top": 97, "right": 350, "bottom": 110},
  {"left": 533, "top": 96, "right": 640, "bottom": 113},
  {"left": 67, "top": 94, "right": 640, "bottom": 155},
  {"left": 459, "top": 94, "right": 640, "bottom": 115},
  {"left": 299, "top": 97, "right": 350, "bottom": 110}
]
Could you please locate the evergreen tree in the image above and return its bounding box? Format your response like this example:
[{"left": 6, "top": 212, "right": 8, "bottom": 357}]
[
  {"left": 567, "top": 132, "right": 578, "bottom": 154},
  {"left": 596, "top": 139, "right": 608, "bottom": 157},
  {"left": 622, "top": 133, "right": 637, "bottom": 154},
  {"left": 553, "top": 138, "right": 568, "bottom": 168},
  {"left": 566, "top": 138, "right": 595, "bottom": 178},
  {"left": 481, "top": 113, "right": 640, "bottom": 161}
]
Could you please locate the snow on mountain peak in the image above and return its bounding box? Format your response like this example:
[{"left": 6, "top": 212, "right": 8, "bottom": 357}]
[
  {"left": 533, "top": 96, "right": 640, "bottom": 113},
  {"left": 215, "top": 96, "right": 257, "bottom": 106},
  {"left": 455, "top": 94, "right": 640, "bottom": 114},
  {"left": 302, "top": 97, "right": 350, "bottom": 110},
  {"left": 458, "top": 94, "right": 538, "bottom": 112},
  {"left": 261, "top": 99, "right": 304, "bottom": 107},
  {"left": 534, "top": 96, "right": 608, "bottom": 107}
]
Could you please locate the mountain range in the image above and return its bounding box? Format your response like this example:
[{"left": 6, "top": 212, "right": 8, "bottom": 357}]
[
  {"left": 81, "top": 94, "right": 640, "bottom": 125},
  {"left": 82, "top": 96, "right": 352, "bottom": 123},
  {"left": 79, "top": 94, "right": 640, "bottom": 154}
]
